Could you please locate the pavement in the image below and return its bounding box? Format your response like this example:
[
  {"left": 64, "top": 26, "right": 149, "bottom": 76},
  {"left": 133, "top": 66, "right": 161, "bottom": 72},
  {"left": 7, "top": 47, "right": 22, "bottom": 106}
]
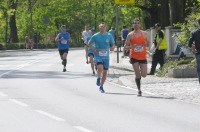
[
  {"left": 108, "top": 48, "right": 200, "bottom": 105},
  {"left": 1, "top": 48, "right": 200, "bottom": 105}
]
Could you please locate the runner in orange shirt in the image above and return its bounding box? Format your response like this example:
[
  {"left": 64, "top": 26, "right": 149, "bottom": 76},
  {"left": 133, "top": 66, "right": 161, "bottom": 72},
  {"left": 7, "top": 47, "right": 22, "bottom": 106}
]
[{"left": 124, "top": 18, "right": 149, "bottom": 96}]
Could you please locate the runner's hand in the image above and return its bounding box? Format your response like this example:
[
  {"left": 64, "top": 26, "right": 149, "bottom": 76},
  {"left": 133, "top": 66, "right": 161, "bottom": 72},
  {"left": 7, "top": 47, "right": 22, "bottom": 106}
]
[{"left": 93, "top": 49, "right": 98, "bottom": 55}]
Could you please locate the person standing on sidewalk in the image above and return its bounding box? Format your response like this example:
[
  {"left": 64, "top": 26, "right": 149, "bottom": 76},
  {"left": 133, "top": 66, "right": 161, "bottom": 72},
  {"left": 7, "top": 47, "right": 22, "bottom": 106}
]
[
  {"left": 25, "top": 36, "right": 34, "bottom": 50},
  {"left": 108, "top": 27, "right": 116, "bottom": 42},
  {"left": 124, "top": 18, "right": 149, "bottom": 96},
  {"left": 55, "top": 25, "right": 70, "bottom": 72},
  {"left": 88, "top": 22, "right": 115, "bottom": 93},
  {"left": 188, "top": 17, "right": 200, "bottom": 84},
  {"left": 86, "top": 28, "right": 96, "bottom": 75},
  {"left": 82, "top": 25, "right": 92, "bottom": 64},
  {"left": 121, "top": 25, "right": 129, "bottom": 47},
  {"left": 148, "top": 23, "right": 168, "bottom": 75}
]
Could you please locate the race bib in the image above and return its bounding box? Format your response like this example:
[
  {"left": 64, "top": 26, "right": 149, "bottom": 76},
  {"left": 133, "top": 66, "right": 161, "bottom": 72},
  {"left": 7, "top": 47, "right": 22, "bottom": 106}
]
[
  {"left": 134, "top": 46, "right": 144, "bottom": 52},
  {"left": 61, "top": 40, "right": 67, "bottom": 44},
  {"left": 99, "top": 49, "right": 108, "bottom": 56}
]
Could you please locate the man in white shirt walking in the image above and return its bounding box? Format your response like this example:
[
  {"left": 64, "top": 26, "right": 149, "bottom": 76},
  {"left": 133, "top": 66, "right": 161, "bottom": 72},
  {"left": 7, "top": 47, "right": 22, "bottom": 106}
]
[{"left": 82, "top": 25, "right": 92, "bottom": 64}]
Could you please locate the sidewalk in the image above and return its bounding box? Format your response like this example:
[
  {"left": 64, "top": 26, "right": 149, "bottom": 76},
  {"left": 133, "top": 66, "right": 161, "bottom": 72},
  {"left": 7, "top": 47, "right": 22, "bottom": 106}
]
[{"left": 108, "top": 49, "right": 200, "bottom": 105}]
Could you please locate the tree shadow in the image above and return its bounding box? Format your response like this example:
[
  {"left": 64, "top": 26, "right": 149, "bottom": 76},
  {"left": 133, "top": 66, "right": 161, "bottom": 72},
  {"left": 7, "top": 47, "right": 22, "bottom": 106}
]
[
  {"left": 142, "top": 95, "right": 176, "bottom": 100},
  {"left": 0, "top": 70, "right": 94, "bottom": 79},
  {"left": 105, "top": 92, "right": 136, "bottom": 96}
]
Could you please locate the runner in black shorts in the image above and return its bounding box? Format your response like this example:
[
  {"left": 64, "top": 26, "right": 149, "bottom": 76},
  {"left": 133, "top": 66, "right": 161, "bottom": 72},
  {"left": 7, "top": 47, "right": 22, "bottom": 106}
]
[
  {"left": 55, "top": 25, "right": 70, "bottom": 72},
  {"left": 129, "top": 58, "right": 147, "bottom": 64},
  {"left": 86, "top": 28, "right": 96, "bottom": 75}
]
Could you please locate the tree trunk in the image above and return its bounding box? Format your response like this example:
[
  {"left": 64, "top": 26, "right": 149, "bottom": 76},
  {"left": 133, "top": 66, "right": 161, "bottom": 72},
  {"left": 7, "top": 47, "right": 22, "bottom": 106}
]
[
  {"left": 169, "top": 0, "right": 184, "bottom": 26},
  {"left": 9, "top": 0, "right": 18, "bottom": 43},
  {"left": 160, "top": 0, "right": 170, "bottom": 28}
]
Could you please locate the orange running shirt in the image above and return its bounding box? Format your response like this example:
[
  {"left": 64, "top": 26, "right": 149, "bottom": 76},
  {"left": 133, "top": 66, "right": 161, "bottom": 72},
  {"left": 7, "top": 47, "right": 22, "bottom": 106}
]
[{"left": 129, "top": 31, "right": 147, "bottom": 60}]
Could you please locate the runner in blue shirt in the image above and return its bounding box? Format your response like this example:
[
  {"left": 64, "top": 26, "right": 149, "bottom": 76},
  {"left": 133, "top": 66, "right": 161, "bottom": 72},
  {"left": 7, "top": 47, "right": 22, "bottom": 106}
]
[
  {"left": 88, "top": 22, "right": 115, "bottom": 93},
  {"left": 55, "top": 25, "right": 70, "bottom": 72},
  {"left": 86, "top": 28, "right": 96, "bottom": 75}
]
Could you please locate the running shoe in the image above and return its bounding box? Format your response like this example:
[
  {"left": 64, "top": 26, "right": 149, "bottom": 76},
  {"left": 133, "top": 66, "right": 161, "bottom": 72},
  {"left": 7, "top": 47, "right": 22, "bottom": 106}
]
[
  {"left": 96, "top": 78, "right": 100, "bottom": 86},
  {"left": 99, "top": 86, "right": 105, "bottom": 93},
  {"left": 137, "top": 91, "right": 142, "bottom": 96},
  {"left": 63, "top": 67, "right": 66, "bottom": 72}
]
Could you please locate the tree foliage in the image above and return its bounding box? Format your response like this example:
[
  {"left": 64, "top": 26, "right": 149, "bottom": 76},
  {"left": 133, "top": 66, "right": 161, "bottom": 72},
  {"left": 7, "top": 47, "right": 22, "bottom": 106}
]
[{"left": 0, "top": 0, "right": 199, "bottom": 46}]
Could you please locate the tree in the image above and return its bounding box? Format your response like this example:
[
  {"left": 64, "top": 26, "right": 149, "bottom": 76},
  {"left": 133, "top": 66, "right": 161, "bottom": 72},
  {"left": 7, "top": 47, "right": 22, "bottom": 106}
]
[
  {"left": 169, "top": 0, "right": 184, "bottom": 25},
  {"left": 9, "top": 0, "right": 18, "bottom": 43}
]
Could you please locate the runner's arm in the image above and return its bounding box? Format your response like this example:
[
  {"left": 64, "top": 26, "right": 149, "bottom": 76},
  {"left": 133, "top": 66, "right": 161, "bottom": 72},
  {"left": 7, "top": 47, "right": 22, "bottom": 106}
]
[
  {"left": 110, "top": 44, "right": 115, "bottom": 51},
  {"left": 81, "top": 32, "right": 85, "bottom": 41},
  {"left": 55, "top": 33, "right": 61, "bottom": 42},
  {"left": 124, "top": 33, "right": 133, "bottom": 50},
  {"left": 143, "top": 31, "right": 150, "bottom": 47}
]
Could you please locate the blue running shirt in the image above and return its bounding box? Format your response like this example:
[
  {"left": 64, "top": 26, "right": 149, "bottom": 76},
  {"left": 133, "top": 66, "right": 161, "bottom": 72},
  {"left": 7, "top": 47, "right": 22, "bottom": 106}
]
[
  {"left": 89, "top": 32, "right": 115, "bottom": 59},
  {"left": 58, "top": 32, "right": 70, "bottom": 50},
  {"left": 87, "top": 36, "right": 95, "bottom": 54}
]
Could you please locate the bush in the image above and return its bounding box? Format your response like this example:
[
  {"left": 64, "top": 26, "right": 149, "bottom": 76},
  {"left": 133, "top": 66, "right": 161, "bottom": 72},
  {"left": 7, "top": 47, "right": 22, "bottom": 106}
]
[
  {"left": 0, "top": 44, "right": 5, "bottom": 50},
  {"left": 174, "top": 8, "right": 200, "bottom": 49},
  {"left": 157, "top": 58, "right": 196, "bottom": 77},
  {"left": 37, "top": 43, "right": 46, "bottom": 49},
  {"left": 46, "top": 43, "right": 56, "bottom": 49},
  {"left": 19, "top": 44, "right": 25, "bottom": 49}
]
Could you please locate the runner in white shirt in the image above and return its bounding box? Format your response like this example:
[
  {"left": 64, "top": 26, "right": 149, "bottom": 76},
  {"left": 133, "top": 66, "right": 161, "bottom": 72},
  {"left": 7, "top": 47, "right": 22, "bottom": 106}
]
[{"left": 82, "top": 25, "right": 92, "bottom": 64}]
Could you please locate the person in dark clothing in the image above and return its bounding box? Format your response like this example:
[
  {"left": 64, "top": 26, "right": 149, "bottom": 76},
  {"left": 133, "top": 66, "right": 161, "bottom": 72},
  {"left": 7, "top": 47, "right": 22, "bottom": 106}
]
[
  {"left": 188, "top": 17, "right": 200, "bottom": 84},
  {"left": 121, "top": 25, "right": 129, "bottom": 54},
  {"left": 121, "top": 25, "right": 129, "bottom": 47},
  {"left": 148, "top": 23, "right": 168, "bottom": 75}
]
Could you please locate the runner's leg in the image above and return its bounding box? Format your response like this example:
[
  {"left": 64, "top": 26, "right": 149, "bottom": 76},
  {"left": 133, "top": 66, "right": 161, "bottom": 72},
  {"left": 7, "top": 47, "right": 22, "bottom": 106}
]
[
  {"left": 85, "top": 44, "right": 89, "bottom": 64},
  {"left": 132, "top": 62, "right": 142, "bottom": 96},
  {"left": 62, "top": 51, "right": 68, "bottom": 72},
  {"left": 96, "top": 63, "right": 103, "bottom": 86},
  {"left": 140, "top": 63, "right": 147, "bottom": 78},
  {"left": 90, "top": 55, "right": 95, "bottom": 74}
]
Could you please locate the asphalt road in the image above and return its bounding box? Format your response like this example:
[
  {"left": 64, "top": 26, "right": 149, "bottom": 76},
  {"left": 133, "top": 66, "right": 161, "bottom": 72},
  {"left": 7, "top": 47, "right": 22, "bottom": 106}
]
[{"left": 0, "top": 49, "right": 200, "bottom": 132}]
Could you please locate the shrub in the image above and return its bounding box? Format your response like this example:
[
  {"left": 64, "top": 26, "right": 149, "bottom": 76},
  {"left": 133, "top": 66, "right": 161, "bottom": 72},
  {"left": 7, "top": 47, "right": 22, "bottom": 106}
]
[
  {"left": 157, "top": 58, "right": 196, "bottom": 77},
  {"left": 0, "top": 44, "right": 5, "bottom": 50},
  {"left": 174, "top": 8, "right": 200, "bottom": 49},
  {"left": 20, "top": 44, "right": 25, "bottom": 49},
  {"left": 37, "top": 43, "right": 46, "bottom": 49}
]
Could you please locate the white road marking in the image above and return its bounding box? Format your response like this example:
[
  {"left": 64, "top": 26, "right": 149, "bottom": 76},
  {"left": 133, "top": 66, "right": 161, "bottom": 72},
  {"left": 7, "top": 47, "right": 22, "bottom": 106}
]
[
  {"left": 0, "top": 92, "right": 8, "bottom": 97},
  {"left": 107, "top": 81, "right": 156, "bottom": 96},
  {"left": 74, "top": 126, "right": 94, "bottom": 132},
  {"left": 35, "top": 110, "right": 65, "bottom": 122},
  {"left": 10, "top": 99, "right": 29, "bottom": 107},
  {"left": 39, "top": 64, "right": 53, "bottom": 67},
  {"left": 0, "top": 65, "right": 13, "bottom": 67},
  {"left": 0, "top": 54, "right": 57, "bottom": 78}
]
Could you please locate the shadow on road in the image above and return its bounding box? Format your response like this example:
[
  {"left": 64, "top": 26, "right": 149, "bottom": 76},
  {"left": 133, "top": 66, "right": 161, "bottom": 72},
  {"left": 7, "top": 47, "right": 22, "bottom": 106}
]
[
  {"left": 143, "top": 95, "right": 176, "bottom": 100},
  {"left": 105, "top": 92, "right": 136, "bottom": 96},
  {"left": 0, "top": 70, "right": 94, "bottom": 79}
]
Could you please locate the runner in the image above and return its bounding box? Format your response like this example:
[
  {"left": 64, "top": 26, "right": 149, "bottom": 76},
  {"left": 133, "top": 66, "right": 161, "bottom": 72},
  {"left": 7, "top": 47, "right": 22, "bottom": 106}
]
[
  {"left": 82, "top": 25, "right": 92, "bottom": 64},
  {"left": 86, "top": 28, "right": 96, "bottom": 75},
  {"left": 55, "top": 25, "right": 70, "bottom": 72},
  {"left": 124, "top": 18, "right": 149, "bottom": 96},
  {"left": 88, "top": 22, "right": 115, "bottom": 93}
]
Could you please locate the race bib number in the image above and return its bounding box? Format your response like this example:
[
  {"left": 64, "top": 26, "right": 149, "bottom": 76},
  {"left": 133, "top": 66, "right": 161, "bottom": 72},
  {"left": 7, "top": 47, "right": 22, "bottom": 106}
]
[
  {"left": 61, "top": 40, "right": 67, "bottom": 44},
  {"left": 99, "top": 49, "right": 108, "bottom": 56},
  {"left": 134, "top": 46, "right": 144, "bottom": 52}
]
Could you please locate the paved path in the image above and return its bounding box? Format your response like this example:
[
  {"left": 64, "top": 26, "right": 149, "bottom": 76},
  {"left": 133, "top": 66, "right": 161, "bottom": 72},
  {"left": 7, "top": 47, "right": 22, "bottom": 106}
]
[
  {"left": 108, "top": 50, "right": 200, "bottom": 105},
  {"left": 1, "top": 49, "right": 200, "bottom": 132}
]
